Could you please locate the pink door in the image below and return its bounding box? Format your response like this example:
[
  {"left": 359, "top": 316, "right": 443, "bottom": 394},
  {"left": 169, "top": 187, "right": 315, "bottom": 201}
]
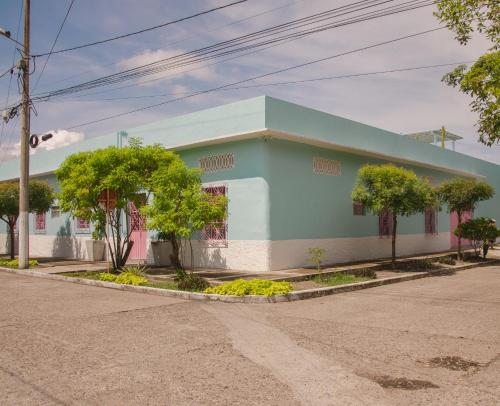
[
  {"left": 450, "top": 211, "right": 472, "bottom": 248},
  {"left": 128, "top": 202, "right": 147, "bottom": 261}
]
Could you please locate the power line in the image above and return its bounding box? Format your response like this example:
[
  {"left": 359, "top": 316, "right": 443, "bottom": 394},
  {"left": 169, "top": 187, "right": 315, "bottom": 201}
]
[
  {"left": 31, "top": 0, "right": 75, "bottom": 92},
  {"left": 0, "top": 65, "right": 15, "bottom": 80},
  {"left": 60, "top": 27, "right": 444, "bottom": 130},
  {"left": 0, "top": 0, "right": 23, "bottom": 157},
  {"left": 33, "top": 0, "right": 435, "bottom": 101},
  {"left": 34, "top": 0, "right": 397, "bottom": 97},
  {"left": 61, "top": 61, "right": 472, "bottom": 102},
  {"left": 34, "top": 0, "right": 308, "bottom": 92},
  {"left": 32, "top": 0, "right": 248, "bottom": 57}
]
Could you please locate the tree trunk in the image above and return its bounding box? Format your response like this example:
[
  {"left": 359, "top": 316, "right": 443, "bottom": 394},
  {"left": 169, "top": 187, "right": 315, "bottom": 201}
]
[
  {"left": 8, "top": 222, "right": 15, "bottom": 260},
  {"left": 391, "top": 214, "right": 398, "bottom": 269},
  {"left": 457, "top": 211, "right": 462, "bottom": 260},
  {"left": 169, "top": 233, "right": 183, "bottom": 269}
]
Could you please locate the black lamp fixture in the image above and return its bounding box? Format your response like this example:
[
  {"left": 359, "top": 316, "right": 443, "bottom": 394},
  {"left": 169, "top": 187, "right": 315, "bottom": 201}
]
[{"left": 29, "top": 133, "right": 53, "bottom": 149}]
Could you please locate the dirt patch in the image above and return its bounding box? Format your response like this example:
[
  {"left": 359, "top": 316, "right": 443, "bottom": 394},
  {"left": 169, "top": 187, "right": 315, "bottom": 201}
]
[
  {"left": 371, "top": 375, "right": 439, "bottom": 390},
  {"left": 291, "top": 280, "right": 325, "bottom": 290},
  {"left": 428, "top": 356, "right": 481, "bottom": 371}
]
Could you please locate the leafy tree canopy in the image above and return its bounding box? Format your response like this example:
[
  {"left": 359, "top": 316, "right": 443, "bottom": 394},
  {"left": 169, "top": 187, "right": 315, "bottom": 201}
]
[
  {"left": 437, "top": 177, "right": 494, "bottom": 215},
  {"left": 351, "top": 164, "right": 436, "bottom": 216},
  {"left": 0, "top": 180, "right": 54, "bottom": 219},
  {"left": 455, "top": 217, "right": 498, "bottom": 258},
  {"left": 434, "top": 0, "right": 499, "bottom": 146},
  {"left": 0, "top": 180, "right": 54, "bottom": 259},
  {"left": 56, "top": 141, "right": 178, "bottom": 268},
  {"left": 352, "top": 164, "right": 436, "bottom": 266},
  {"left": 437, "top": 177, "right": 494, "bottom": 258},
  {"left": 143, "top": 159, "right": 227, "bottom": 268}
]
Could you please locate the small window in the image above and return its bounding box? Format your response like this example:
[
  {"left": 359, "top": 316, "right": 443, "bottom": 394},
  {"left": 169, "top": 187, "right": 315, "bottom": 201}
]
[
  {"left": 75, "top": 217, "right": 90, "bottom": 233},
  {"left": 199, "top": 153, "right": 234, "bottom": 173},
  {"left": 425, "top": 208, "right": 437, "bottom": 235},
  {"left": 378, "top": 210, "right": 392, "bottom": 237},
  {"left": 353, "top": 202, "right": 365, "bottom": 216},
  {"left": 201, "top": 186, "right": 227, "bottom": 246},
  {"left": 51, "top": 206, "right": 61, "bottom": 218},
  {"left": 34, "top": 212, "right": 46, "bottom": 234}
]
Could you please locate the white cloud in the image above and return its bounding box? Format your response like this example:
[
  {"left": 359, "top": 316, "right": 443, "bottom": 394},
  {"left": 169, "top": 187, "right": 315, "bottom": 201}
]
[
  {"left": 0, "top": 130, "right": 85, "bottom": 161},
  {"left": 35, "top": 130, "right": 85, "bottom": 151}
]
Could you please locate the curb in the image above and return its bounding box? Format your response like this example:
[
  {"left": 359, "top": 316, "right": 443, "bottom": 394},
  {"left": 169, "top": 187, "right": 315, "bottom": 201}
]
[{"left": 1, "top": 259, "right": 499, "bottom": 303}]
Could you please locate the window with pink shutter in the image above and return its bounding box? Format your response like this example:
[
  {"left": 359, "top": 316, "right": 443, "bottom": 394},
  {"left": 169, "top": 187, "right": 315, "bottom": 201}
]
[
  {"left": 34, "top": 213, "right": 46, "bottom": 233},
  {"left": 378, "top": 210, "right": 392, "bottom": 237},
  {"left": 201, "top": 186, "right": 227, "bottom": 246},
  {"left": 425, "top": 208, "right": 437, "bottom": 235},
  {"left": 75, "top": 217, "right": 90, "bottom": 233}
]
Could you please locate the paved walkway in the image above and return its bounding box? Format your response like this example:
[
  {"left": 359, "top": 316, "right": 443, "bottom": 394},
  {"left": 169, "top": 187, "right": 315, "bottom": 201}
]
[
  {"left": 15, "top": 248, "right": 499, "bottom": 285},
  {"left": 1, "top": 264, "right": 499, "bottom": 405}
]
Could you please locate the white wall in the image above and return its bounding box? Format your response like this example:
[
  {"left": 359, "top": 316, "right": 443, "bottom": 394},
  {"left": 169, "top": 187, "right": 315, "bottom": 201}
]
[{"left": 269, "top": 233, "right": 451, "bottom": 270}]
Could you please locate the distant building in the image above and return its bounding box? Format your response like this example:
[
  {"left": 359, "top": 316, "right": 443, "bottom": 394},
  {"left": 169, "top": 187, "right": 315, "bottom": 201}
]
[{"left": 1, "top": 96, "right": 499, "bottom": 271}]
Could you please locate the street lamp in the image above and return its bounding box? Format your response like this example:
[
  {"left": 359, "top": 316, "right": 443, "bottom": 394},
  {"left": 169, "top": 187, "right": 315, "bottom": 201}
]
[{"left": 29, "top": 133, "right": 53, "bottom": 149}]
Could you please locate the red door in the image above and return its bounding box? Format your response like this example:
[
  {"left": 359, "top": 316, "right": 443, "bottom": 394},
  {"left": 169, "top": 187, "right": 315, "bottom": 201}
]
[
  {"left": 450, "top": 211, "right": 472, "bottom": 248},
  {"left": 128, "top": 202, "right": 147, "bottom": 261}
]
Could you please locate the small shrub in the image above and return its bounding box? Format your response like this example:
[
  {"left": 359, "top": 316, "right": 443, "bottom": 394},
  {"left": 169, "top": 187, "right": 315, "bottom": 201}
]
[
  {"left": 115, "top": 271, "right": 149, "bottom": 286},
  {"left": 0, "top": 258, "right": 38, "bottom": 267},
  {"left": 437, "top": 256, "right": 456, "bottom": 265},
  {"left": 175, "top": 269, "right": 209, "bottom": 291},
  {"left": 120, "top": 264, "right": 147, "bottom": 277},
  {"left": 308, "top": 247, "right": 325, "bottom": 272},
  {"left": 205, "top": 279, "right": 292, "bottom": 297},
  {"left": 455, "top": 217, "right": 498, "bottom": 258},
  {"left": 99, "top": 271, "right": 148, "bottom": 286},
  {"left": 98, "top": 272, "right": 117, "bottom": 282}
]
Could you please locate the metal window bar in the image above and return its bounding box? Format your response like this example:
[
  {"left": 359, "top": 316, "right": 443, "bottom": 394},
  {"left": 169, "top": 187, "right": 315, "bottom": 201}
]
[{"left": 201, "top": 186, "right": 227, "bottom": 243}]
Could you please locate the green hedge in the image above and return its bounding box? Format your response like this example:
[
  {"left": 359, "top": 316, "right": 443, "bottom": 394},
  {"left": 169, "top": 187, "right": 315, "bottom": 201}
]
[{"left": 205, "top": 279, "right": 292, "bottom": 297}]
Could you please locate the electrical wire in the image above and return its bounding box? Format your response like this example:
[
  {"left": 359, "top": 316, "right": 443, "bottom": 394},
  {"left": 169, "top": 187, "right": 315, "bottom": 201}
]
[
  {"left": 59, "top": 61, "right": 472, "bottom": 102},
  {"left": 59, "top": 27, "right": 445, "bottom": 130},
  {"left": 32, "top": 0, "right": 249, "bottom": 57},
  {"left": 0, "top": 66, "right": 15, "bottom": 80},
  {"left": 32, "top": 0, "right": 75, "bottom": 92},
  {"left": 34, "top": 0, "right": 397, "bottom": 97},
  {"left": 32, "top": 0, "right": 436, "bottom": 101},
  {"left": 35, "top": 0, "right": 309, "bottom": 91},
  {"left": 0, "top": 0, "right": 23, "bottom": 159}
]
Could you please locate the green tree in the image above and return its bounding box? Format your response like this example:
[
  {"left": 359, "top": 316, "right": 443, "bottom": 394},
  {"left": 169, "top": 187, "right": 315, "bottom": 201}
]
[
  {"left": 0, "top": 180, "right": 54, "bottom": 259},
  {"left": 434, "top": 0, "right": 499, "bottom": 146},
  {"left": 437, "top": 178, "right": 494, "bottom": 258},
  {"left": 455, "top": 217, "right": 498, "bottom": 258},
  {"left": 143, "top": 159, "right": 227, "bottom": 269},
  {"left": 352, "top": 164, "right": 436, "bottom": 267},
  {"left": 56, "top": 141, "right": 177, "bottom": 269}
]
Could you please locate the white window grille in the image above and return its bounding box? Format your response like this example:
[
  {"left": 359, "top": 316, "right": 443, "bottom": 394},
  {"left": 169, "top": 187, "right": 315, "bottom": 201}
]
[
  {"left": 201, "top": 185, "right": 228, "bottom": 247},
  {"left": 34, "top": 212, "right": 46, "bottom": 234},
  {"left": 198, "top": 153, "right": 234, "bottom": 173},
  {"left": 313, "top": 157, "right": 341, "bottom": 176}
]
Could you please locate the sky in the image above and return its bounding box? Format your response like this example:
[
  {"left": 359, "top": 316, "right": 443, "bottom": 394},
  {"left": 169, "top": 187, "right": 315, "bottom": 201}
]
[{"left": 0, "top": 0, "right": 498, "bottom": 166}]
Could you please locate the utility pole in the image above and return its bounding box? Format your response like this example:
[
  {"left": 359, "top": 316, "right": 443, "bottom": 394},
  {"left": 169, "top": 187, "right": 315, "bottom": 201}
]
[{"left": 18, "top": 0, "right": 31, "bottom": 269}]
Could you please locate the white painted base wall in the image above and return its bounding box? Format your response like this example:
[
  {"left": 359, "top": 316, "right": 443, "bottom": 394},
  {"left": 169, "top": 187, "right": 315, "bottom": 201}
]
[
  {"left": 2, "top": 231, "right": 492, "bottom": 272},
  {"left": 145, "top": 239, "right": 271, "bottom": 272},
  {"left": 269, "top": 233, "right": 452, "bottom": 270},
  {"left": 0, "top": 234, "right": 95, "bottom": 260}
]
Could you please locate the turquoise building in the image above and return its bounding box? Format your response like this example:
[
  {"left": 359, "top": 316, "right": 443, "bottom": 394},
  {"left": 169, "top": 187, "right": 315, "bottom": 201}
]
[{"left": 1, "top": 96, "right": 499, "bottom": 271}]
